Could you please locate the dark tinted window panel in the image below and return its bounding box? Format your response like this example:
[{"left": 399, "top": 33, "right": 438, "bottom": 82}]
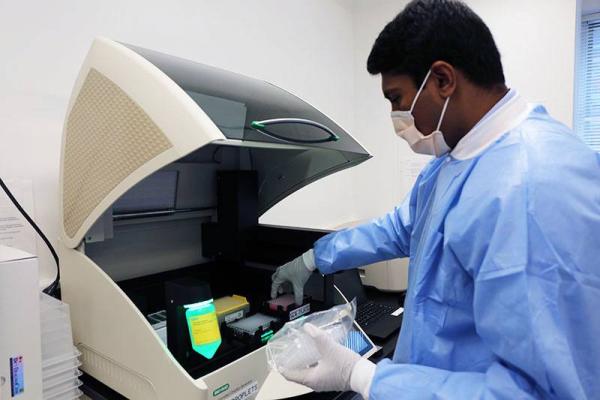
[{"left": 125, "top": 43, "right": 366, "bottom": 154}]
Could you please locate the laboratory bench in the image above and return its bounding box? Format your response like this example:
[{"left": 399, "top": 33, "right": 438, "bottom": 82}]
[{"left": 79, "top": 287, "right": 405, "bottom": 400}]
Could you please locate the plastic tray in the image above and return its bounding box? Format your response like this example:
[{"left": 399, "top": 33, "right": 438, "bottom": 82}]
[
  {"left": 262, "top": 295, "right": 312, "bottom": 322},
  {"left": 43, "top": 367, "right": 82, "bottom": 390},
  {"left": 42, "top": 346, "right": 76, "bottom": 363},
  {"left": 42, "top": 357, "right": 82, "bottom": 381},
  {"left": 222, "top": 313, "right": 283, "bottom": 345},
  {"left": 41, "top": 318, "right": 72, "bottom": 334},
  {"left": 42, "top": 348, "right": 81, "bottom": 370},
  {"left": 40, "top": 301, "right": 70, "bottom": 313},
  {"left": 41, "top": 313, "right": 72, "bottom": 337},
  {"left": 62, "top": 389, "right": 84, "bottom": 400},
  {"left": 40, "top": 295, "right": 71, "bottom": 323},
  {"left": 42, "top": 338, "right": 74, "bottom": 354},
  {"left": 41, "top": 311, "right": 71, "bottom": 327},
  {"left": 43, "top": 378, "right": 82, "bottom": 399},
  {"left": 44, "top": 387, "right": 83, "bottom": 400},
  {"left": 42, "top": 328, "right": 73, "bottom": 344},
  {"left": 40, "top": 308, "right": 67, "bottom": 318},
  {"left": 42, "top": 335, "right": 76, "bottom": 361},
  {"left": 40, "top": 293, "right": 66, "bottom": 308}
]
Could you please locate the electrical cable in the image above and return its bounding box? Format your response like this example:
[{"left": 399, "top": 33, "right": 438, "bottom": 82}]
[{"left": 0, "top": 177, "right": 60, "bottom": 297}]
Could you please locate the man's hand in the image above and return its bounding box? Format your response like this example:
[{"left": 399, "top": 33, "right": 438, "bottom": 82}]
[
  {"left": 271, "top": 250, "right": 315, "bottom": 305},
  {"left": 280, "top": 323, "right": 361, "bottom": 393}
]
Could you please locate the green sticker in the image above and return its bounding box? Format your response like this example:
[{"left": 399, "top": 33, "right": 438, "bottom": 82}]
[
  {"left": 213, "top": 383, "right": 230, "bottom": 397},
  {"left": 260, "top": 329, "right": 274, "bottom": 344}
]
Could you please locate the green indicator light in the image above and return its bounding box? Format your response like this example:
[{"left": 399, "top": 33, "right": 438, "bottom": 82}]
[
  {"left": 251, "top": 121, "right": 265, "bottom": 129},
  {"left": 260, "top": 330, "right": 274, "bottom": 344}
]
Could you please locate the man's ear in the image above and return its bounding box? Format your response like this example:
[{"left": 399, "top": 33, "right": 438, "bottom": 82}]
[{"left": 430, "top": 60, "right": 457, "bottom": 99}]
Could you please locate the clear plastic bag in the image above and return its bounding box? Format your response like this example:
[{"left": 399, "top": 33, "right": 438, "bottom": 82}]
[{"left": 266, "top": 300, "right": 356, "bottom": 373}]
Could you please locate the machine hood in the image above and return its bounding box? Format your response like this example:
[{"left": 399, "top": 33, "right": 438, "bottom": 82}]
[{"left": 59, "top": 38, "right": 370, "bottom": 248}]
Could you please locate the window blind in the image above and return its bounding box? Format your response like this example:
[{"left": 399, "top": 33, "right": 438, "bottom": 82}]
[{"left": 576, "top": 13, "right": 600, "bottom": 151}]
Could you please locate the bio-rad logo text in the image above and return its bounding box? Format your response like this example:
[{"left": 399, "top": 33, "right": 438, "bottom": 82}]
[{"left": 213, "top": 383, "right": 230, "bottom": 397}]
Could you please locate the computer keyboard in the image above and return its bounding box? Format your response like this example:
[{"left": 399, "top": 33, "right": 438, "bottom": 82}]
[{"left": 356, "top": 301, "right": 398, "bottom": 327}]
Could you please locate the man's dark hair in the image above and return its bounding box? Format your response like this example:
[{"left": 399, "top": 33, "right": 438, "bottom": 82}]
[{"left": 367, "top": 0, "right": 505, "bottom": 87}]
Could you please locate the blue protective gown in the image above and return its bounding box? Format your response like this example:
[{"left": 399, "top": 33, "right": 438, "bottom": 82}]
[{"left": 313, "top": 100, "right": 600, "bottom": 399}]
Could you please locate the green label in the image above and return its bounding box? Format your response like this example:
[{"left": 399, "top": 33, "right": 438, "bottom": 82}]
[
  {"left": 213, "top": 383, "right": 230, "bottom": 397},
  {"left": 260, "top": 329, "right": 274, "bottom": 344}
]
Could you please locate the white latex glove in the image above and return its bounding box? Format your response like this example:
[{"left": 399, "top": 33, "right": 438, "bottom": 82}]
[
  {"left": 271, "top": 250, "right": 315, "bottom": 305},
  {"left": 281, "top": 323, "right": 375, "bottom": 397}
]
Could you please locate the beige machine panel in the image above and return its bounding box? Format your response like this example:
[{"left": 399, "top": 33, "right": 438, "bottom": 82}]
[{"left": 62, "top": 68, "right": 173, "bottom": 238}]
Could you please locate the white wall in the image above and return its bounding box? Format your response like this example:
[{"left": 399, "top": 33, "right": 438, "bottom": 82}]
[
  {"left": 352, "top": 0, "right": 412, "bottom": 220},
  {"left": 0, "top": 0, "right": 580, "bottom": 283},
  {"left": 0, "top": 0, "right": 357, "bottom": 284},
  {"left": 350, "top": 0, "right": 579, "bottom": 220}
]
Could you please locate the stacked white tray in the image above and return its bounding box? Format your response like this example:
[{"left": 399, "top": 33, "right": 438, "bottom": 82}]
[{"left": 40, "top": 293, "right": 83, "bottom": 400}]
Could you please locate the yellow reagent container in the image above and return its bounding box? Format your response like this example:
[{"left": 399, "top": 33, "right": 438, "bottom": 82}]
[
  {"left": 214, "top": 295, "right": 250, "bottom": 325},
  {"left": 185, "top": 300, "right": 221, "bottom": 359}
]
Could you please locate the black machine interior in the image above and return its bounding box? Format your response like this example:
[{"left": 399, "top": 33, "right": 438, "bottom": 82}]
[{"left": 88, "top": 162, "right": 334, "bottom": 379}]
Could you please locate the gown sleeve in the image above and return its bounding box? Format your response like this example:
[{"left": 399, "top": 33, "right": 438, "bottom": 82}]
[{"left": 313, "top": 192, "right": 412, "bottom": 275}]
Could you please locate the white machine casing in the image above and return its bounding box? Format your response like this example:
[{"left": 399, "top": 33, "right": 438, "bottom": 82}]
[
  {"left": 358, "top": 258, "right": 408, "bottom": 292},
  {"left": 57, "top": 38, "right": 372, "bottom": 400},
  {"left": 0, "top": 246, "right": 42, "bottom": 400}
]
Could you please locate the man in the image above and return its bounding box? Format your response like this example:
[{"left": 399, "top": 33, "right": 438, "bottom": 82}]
[{"left": 270, "top": 0, "right": 600, "bottom": 399}]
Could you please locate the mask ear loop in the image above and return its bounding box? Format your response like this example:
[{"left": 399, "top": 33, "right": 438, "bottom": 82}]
[
  {"left": 432, "top": 96, "right": 452, "bottom": 156},
  {"left": 410, "top": 69, "right": 433, "bottom": 113},
  {"left": 435, "top": 96, "right": 451, "bottom": 132}
]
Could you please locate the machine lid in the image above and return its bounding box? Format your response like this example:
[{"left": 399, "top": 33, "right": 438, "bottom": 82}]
[
  {"left": 179, "top": 139, "right": 369, "bottom": 217},
  {"left": 123, "top": 43, "right": 368, "bottom": 155},
  {"left": 60, "top": 38, "right": 370, "bottom": 248},
  {"left": 120, "top": 43, "right": 371, "bottom": 217}
]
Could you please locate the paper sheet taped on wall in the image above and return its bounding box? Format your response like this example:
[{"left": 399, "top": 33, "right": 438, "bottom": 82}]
[{"left": 0, "top": 179, "right": 37, "bottom": 255}]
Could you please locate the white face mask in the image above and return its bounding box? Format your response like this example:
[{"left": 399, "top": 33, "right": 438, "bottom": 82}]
[{"left": 391, "top": 69, "right": 451, "bottom": 157}]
